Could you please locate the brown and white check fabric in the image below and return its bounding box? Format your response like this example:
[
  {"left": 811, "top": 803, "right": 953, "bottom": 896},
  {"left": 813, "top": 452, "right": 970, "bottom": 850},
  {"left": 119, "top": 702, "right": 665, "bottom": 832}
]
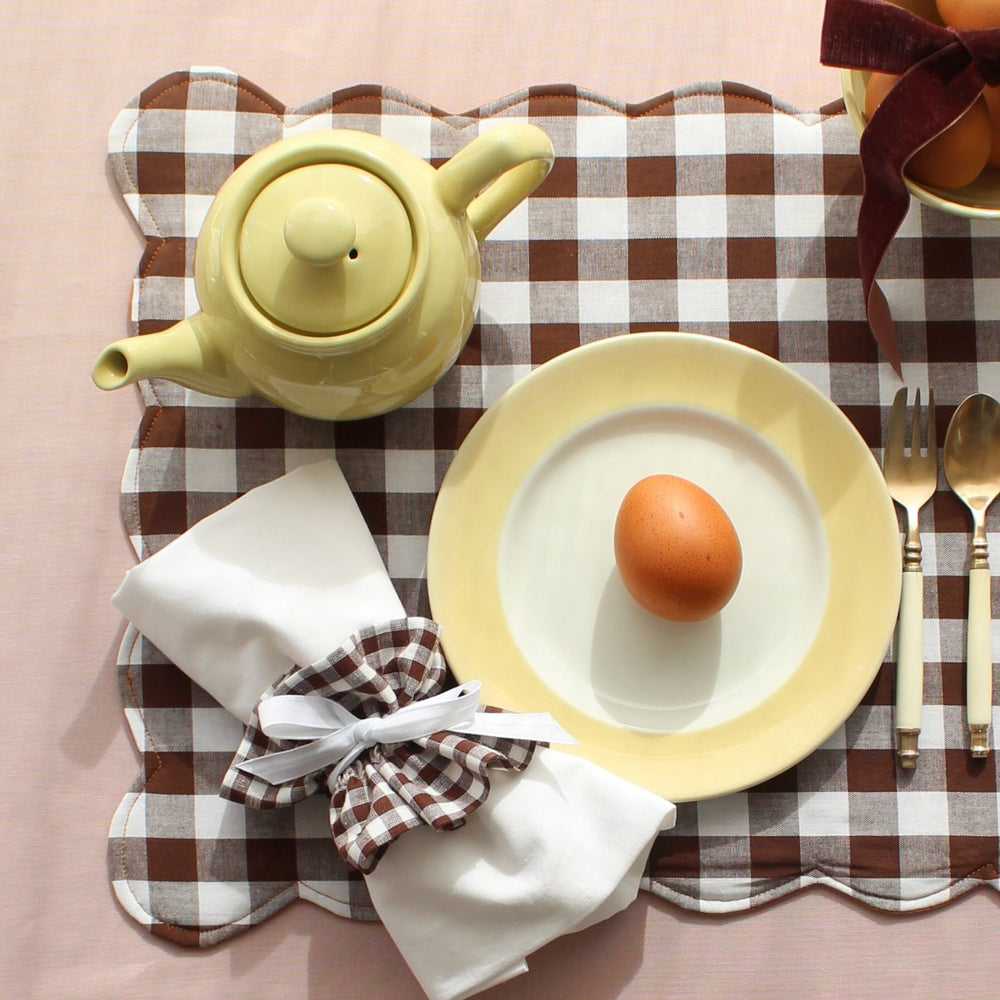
[
  {"left": 107, "top": 67, "right": 1000, "bottom": 945},
  {"left": 219, "top": 617, "right": 535, "bottom": 874}
]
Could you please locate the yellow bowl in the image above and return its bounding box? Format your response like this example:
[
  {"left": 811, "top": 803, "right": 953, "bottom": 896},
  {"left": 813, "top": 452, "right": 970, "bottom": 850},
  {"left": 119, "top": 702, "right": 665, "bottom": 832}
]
[{"left": 839, "top": 0, "right": 1000, "bottom": 220}]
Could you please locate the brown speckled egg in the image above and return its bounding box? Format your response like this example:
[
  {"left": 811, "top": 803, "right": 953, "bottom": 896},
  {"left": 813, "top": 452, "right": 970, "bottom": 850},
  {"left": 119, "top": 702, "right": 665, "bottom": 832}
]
[
  {"left": 936, "top": 0, "right": 1000, "bottom": 29},
  {"left": 981, "top": 85, "right": 1000, "bottom": 167},
  {"left": 864, "top": 71, "right": 992, "bottom": 190},
  {"left": 613, "top": 475, "right": 742, "bottom": 623}
]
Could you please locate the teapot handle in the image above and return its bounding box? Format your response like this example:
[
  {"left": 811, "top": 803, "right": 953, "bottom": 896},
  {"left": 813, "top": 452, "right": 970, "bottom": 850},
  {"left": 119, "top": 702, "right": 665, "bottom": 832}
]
[{"left": 436, "top": 123, "right": 554, "bottom": 242}]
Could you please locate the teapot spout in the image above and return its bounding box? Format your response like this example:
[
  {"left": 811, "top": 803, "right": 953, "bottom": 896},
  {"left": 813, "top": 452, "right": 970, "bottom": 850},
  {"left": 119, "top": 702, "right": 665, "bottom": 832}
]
[{"left": 92, "top": 316, "right": 250, "bottom": 399}]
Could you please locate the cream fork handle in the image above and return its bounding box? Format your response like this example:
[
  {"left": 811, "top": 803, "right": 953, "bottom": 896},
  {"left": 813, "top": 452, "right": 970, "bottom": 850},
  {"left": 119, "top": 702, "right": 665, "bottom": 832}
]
[
  {"left": 896, "top": 569, "right": 924, "bottom": 729},
  {"left": 895, "top": 568, "right": 923, "bottom": 766}
]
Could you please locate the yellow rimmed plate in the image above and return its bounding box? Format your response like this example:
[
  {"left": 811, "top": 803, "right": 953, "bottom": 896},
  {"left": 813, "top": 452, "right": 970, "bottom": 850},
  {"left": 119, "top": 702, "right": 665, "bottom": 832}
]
[{"left": 427, "top": 332, "right": 900, "bottom": 801}]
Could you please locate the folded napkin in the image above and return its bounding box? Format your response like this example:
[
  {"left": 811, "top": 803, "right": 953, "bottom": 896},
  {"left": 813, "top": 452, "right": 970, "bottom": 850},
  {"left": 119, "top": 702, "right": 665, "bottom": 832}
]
[
  {"left": 112, "top": 459, "right": 405, "bottom": 722},
  {"left": 111, "top": 458, "right": 676, "bottom": 1000},
  {"left": 366, "top": 746, "right": 673, "bottom": 1000}
]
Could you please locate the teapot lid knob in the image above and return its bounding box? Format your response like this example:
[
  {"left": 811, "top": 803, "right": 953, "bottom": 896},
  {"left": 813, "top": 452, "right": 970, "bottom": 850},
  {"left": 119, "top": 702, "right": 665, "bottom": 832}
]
[
  {"left": 283, "top": 197, "right": 357, "bottom": 266},
  {"left": 239, "top": 163, "right": 413, "bottom": 336}
]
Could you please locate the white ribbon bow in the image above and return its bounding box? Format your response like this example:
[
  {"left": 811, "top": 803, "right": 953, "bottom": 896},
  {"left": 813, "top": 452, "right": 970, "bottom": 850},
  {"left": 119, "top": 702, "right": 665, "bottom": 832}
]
[{"left": 235, "top": 681, "right": 578, "bottom": 786}]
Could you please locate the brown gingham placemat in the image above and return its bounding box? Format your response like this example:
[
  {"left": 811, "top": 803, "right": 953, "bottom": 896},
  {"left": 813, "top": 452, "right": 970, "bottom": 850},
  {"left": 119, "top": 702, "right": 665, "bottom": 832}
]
[{"left": 106, "top": 67, "right": 1000, "bottom": 944}]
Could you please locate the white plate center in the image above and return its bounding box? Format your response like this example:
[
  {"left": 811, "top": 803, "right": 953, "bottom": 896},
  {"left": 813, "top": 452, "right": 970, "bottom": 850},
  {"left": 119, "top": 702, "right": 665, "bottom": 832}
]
[{"left": 498, "top": 405, "right": 831, "bottom": 733}]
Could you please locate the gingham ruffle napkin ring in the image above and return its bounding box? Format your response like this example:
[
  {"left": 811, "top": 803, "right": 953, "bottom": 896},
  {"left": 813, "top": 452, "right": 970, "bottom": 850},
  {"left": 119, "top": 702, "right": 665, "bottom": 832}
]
[{"left": 220, "top": 616, "right": 577, "bottom": 873}]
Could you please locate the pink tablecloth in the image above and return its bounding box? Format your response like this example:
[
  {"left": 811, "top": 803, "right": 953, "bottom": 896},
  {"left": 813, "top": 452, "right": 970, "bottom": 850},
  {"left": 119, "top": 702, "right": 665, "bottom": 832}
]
[{"left": 8, "top": 3, "right": 999, "bottom": 999}]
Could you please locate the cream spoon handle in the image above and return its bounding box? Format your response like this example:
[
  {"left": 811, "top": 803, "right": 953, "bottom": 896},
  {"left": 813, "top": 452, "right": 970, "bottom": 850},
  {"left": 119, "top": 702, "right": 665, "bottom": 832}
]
[{"left": 967, "top": 538, "right": 993, "bottom": 757}]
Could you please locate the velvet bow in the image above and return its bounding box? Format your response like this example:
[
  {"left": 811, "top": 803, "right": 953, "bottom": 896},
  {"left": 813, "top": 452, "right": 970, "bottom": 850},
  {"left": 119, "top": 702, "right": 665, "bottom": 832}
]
[
  {"left": 220, "top": 617, "right": 544, "bottom": 873},
  {"left": 821, "top": 0, "right": 1000, "bottom": 372}
]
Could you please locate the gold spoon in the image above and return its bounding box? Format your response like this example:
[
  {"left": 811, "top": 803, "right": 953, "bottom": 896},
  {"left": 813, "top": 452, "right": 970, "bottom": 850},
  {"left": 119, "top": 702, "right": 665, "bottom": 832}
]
[{"left": 943, "top": 393, "right": 1000, "bottom": 757}]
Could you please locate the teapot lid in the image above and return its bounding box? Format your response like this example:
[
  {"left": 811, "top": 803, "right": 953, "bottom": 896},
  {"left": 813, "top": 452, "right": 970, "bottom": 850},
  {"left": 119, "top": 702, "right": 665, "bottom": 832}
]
[{"left": 239, "top": 163, "right": 413, "bottom": 335}]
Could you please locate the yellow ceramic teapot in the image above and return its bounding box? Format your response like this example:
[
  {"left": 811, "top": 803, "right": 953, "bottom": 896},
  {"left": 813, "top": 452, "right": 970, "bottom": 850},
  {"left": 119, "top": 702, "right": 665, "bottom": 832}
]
[{"left": 92, "top": 123, "right": 554, "bottom": 420}]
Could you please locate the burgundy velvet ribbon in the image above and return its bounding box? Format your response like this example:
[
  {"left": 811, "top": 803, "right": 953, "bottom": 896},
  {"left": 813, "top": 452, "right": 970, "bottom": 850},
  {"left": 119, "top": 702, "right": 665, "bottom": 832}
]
[{"left": 821, "top": 0, "right": 1000, "bottom": 373}]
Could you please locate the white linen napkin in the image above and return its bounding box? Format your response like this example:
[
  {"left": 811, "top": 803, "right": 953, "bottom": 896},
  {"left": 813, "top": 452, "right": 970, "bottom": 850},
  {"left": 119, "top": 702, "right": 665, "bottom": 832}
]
[
  {"left": 110, "top": 458, "right": 676, "bottom": 1000},
  {"left": 112, "top": 459, "right": 405, "bottom": 722},
  {"left": 366, "top": 746, "right": 674, "bottom": 1000}
]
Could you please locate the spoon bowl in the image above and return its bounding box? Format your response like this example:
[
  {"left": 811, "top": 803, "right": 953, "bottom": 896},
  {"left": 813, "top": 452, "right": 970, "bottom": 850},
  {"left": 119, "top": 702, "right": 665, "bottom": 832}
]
[
  {"left": 943, "top": 393, "right": 1000, "bottom": 757},
  {"left": 944, "top": 393, "right": 1000, "bottom": 527}
]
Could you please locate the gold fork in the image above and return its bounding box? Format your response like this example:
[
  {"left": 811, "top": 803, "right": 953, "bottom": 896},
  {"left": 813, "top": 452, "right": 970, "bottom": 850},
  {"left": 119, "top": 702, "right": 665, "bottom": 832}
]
[{"left": 882, "top": 386, "right": 937, "bottom": 769}]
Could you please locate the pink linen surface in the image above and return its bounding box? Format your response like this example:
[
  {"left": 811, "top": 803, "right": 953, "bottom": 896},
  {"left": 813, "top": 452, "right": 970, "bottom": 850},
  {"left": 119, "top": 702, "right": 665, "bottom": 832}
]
[{"left": 4, "top": 2, "right": 997, "bottom": 1000}]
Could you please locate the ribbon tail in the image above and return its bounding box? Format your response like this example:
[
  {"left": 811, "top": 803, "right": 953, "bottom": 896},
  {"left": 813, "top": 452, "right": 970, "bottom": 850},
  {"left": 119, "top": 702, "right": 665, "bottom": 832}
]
[
  {"left": 453, "top": 711, "right": 579, "bottom": 746},
  {"left": 865, "top": 281, "right": 902, "bottom": 376},
  {"left": 854, "top": 45, "right": 983, "bottom": 374},
  {"left": 235, "top": 729, "right": 355, "bottom": 784}
]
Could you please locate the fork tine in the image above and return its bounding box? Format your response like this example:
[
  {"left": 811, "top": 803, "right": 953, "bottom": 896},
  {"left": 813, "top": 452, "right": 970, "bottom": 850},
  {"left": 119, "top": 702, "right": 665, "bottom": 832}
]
[
  {"left": 911, "top": 387, "right": 922, "bottom": 455},
  {"left": 926, "top": 387, "right": 936, "bottom": 455},
  {"left": 886, "top": 386, "right": 908, "bottom": 458}
]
